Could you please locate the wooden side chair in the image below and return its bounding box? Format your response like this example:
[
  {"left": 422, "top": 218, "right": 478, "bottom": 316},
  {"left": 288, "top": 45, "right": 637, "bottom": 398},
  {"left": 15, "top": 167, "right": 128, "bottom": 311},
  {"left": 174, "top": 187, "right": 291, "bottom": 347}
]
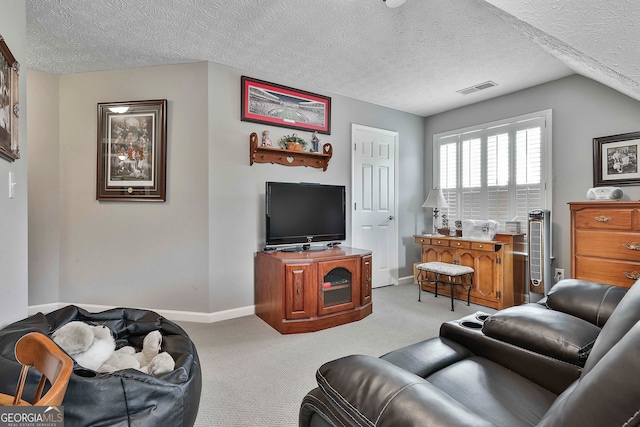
[{"left": 0, "top": 332, "right": 73, "bottom": 406}]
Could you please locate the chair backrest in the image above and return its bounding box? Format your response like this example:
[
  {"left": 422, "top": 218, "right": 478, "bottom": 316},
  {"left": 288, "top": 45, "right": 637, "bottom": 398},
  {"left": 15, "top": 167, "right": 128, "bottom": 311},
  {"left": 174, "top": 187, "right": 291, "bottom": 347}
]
[
  {"left": 538, "top": 279, "right": 640, "bottom": 426},
  {"left": 12, "top": 332, "right": 73, "bottom": 406}
]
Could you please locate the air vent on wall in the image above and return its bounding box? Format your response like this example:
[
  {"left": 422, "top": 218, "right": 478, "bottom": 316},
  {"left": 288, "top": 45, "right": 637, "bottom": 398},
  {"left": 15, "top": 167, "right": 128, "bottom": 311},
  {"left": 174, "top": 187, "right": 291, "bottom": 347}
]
[{"left": 456, "top": 80, "right": 498, "bottom": 95}]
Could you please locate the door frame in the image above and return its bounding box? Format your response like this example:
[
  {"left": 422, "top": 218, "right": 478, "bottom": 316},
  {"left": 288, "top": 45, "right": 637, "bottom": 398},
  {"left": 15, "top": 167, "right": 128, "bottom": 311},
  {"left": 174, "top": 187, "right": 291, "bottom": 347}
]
[{"left": 351, "top": 123, "right": 399, "bottom": 287}]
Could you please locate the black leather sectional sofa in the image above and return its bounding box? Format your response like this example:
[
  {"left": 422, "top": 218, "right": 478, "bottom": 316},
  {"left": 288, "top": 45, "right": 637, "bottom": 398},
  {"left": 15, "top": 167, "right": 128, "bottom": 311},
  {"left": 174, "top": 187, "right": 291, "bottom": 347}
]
[{"left": 300, "top": 279, "right": 639, "bottom": 427}]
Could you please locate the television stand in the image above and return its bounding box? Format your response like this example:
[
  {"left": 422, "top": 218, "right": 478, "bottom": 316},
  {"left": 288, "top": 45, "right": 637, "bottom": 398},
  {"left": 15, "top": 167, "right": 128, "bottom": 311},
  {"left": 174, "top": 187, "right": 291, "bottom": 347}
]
[{"left": 255, "top": 247, "right": 373, "bottom": 334}]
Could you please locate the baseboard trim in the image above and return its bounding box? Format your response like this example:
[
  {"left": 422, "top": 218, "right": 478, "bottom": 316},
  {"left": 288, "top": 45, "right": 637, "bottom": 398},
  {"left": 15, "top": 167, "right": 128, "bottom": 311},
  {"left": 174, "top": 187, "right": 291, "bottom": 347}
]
[
  {"left": 398, "top": 275, "right": 415, "bottom": 285},
  {"left": 28, "top": 302, "right": 256, "bottom": 324}
]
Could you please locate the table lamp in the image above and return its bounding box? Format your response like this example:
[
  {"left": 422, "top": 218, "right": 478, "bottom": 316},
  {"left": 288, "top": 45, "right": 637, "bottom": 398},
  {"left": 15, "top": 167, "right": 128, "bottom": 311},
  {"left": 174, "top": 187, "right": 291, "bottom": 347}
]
[{"left": 422, "top": 188, "right": 449, "bottom": 235}]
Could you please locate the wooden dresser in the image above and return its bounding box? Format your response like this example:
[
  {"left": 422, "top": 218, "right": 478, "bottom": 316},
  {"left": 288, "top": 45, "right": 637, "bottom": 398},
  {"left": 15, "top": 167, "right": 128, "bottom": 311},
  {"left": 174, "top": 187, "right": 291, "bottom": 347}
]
[
  {"left": 569, "top": 201, "right": 640, "bottom": 289},
  {"left": 414, "top": 233, "right": 526, "bottom": 310}
]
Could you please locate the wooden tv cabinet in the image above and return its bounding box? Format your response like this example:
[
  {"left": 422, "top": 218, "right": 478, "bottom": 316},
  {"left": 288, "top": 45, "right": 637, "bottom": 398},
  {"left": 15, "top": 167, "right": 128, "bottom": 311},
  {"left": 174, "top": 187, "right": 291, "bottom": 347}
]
[{"left": 255, "top": 247, "right": 372, "bottom": 334}]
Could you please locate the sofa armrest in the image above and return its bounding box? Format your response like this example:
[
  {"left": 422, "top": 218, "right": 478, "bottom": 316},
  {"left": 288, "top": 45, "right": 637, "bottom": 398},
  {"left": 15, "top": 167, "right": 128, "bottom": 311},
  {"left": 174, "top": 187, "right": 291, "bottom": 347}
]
[
  {"left": 546, "top": 279, "right": 627, "bottom": 326},
  {"left": 310, "top": 353, "right": 493, "bottom": 427},
  {"left": 482, "top": 304, "right": 600, "bottom": 367},
  {"left": 440, "top": 314, "right": 581, "bottom": 394}
]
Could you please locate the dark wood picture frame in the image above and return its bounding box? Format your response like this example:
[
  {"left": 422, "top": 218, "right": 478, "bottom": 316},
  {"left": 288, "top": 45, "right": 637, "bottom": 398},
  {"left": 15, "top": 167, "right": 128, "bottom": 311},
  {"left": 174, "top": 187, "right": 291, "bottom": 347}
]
[
  {"left": 0, "top": 34, "right": 20, "bottom": 162},
  {"left": 593, "top": 131, "right": 640, "bottom": 187},
  {"left": 241, "top": 76, "right": 331, "bottom": 134},
  {"left": 97, "top": 99, "right": 167, "bottom": 201}
]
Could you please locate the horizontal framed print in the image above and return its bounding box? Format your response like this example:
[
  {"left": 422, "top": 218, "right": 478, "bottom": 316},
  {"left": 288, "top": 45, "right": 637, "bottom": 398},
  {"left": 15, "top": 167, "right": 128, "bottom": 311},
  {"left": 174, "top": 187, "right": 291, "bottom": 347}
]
[
  {"left": 0, "top": 34, "right": 20, "bottom": 162},
  {"left": 97, "top": 99, "right": 167, "bottom": 201},
  {"left": 241, "top": 76, "right": 331, "bottom": 134},
  {"left": 593, "top": 131, "right": 640, "bottom": 187}
]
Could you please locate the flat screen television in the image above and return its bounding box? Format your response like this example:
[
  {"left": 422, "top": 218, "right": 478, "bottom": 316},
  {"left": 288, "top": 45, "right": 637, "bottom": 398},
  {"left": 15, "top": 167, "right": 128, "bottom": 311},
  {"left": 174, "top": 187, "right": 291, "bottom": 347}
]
[{"left": 265, "top": 181, "right": 346, "bottom": 249}]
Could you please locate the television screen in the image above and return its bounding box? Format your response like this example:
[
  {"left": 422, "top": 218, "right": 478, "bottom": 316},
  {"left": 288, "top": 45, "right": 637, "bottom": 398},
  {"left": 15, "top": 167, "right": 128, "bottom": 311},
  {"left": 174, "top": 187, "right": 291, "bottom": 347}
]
[{"left": 266, "top": 182, "right": 346, "bottom": 247}]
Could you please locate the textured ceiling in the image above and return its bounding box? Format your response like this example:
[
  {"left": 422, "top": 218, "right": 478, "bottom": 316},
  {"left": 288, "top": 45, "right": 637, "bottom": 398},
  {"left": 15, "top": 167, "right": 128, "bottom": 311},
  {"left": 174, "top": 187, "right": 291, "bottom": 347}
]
[{"left": 23, "top": 0, "right": 636, "bottom": 116}]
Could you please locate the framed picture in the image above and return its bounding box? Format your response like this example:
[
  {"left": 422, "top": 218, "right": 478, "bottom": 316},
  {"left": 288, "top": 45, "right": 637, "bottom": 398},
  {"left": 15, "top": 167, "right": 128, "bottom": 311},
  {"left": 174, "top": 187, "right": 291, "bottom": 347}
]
[
  {"left": 593, "top": 132, "right": 640, "bottom": 187},
  {"left": 241, "top": 76, "right": 331, "bottom": 134},
  {"left": 0, "top": 34, "right": 20, "bottom": 162},
  {"left": 97, "top": 100, "right": 167, "bottom": 201}
]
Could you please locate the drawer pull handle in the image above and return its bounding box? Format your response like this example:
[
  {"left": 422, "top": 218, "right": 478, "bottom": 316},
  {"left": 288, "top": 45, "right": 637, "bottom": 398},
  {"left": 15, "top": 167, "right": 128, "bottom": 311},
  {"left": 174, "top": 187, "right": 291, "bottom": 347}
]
[
  {"left": 623, "top": 242, "right": 640, "bottom": 251},
  {"left": 478, "top": 244, "right": 483, "bottom": 248},
  {"left": 594, "top": 216, "right": 612, "bottom": 222},
  {"left": 624, "top": 271, "right": 640, "bottom": 280}
]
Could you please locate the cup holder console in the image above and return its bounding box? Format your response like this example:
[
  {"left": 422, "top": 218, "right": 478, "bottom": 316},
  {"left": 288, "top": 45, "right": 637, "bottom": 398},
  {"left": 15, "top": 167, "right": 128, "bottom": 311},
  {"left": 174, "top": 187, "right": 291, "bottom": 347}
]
[
  {"left": 456, "top": 311, "right": 492, "bottom": 331},
  {"left": 460, "top": 321, "right": 483, "bottom": 329}
]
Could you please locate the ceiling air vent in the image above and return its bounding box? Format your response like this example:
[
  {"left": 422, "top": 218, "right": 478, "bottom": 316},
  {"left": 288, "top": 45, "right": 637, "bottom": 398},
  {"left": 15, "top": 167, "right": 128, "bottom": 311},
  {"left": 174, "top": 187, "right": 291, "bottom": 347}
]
[{"left": 456, "top": 81, "right": 498, "bottom": 95}]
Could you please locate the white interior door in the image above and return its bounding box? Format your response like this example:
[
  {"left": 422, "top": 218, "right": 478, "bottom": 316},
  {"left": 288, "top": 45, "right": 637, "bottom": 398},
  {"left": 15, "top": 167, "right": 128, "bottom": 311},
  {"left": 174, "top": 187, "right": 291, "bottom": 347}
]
[{"left": 352, "top": 124, "right": 398, "bottom": 288}]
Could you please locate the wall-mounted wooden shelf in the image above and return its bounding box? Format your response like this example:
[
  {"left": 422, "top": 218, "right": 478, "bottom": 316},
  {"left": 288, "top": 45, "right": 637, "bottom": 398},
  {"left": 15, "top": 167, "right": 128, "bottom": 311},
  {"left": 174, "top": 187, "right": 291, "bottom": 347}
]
[{"left": 249, "top": 132, "right": 333, "bottom": 171}]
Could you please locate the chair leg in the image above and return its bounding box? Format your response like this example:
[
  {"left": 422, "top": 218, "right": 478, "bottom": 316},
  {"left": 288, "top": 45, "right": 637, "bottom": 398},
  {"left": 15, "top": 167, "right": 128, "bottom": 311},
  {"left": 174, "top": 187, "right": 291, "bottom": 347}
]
[
  {"left": 434, "top": 273, "right": 439, "bottom": 298},
  {"left": 449, "top": 277, "right": 455, "bottom": 311},
  {"left": 417, "top": 270, "right": 423, "bottom": 302},
  {"left": 466, "top": 273, "right": 472, "bottom": 306}
]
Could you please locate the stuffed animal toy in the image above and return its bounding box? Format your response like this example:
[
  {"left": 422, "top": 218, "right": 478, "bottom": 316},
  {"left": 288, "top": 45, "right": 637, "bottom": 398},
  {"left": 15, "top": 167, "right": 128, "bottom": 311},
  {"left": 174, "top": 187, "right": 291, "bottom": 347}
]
[
  {"left": 51, "top": 321, "right": 115, "bottom": 372},
  {"left": 52, "top": 321, "right": 175, "bottom": 375}
]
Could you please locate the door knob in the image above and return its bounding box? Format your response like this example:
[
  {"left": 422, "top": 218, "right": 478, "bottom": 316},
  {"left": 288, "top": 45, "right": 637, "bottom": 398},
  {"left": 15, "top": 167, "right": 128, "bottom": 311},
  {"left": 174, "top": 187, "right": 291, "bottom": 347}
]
[{"left": 388, "top": 216, "right": 395, "bottom": 220}]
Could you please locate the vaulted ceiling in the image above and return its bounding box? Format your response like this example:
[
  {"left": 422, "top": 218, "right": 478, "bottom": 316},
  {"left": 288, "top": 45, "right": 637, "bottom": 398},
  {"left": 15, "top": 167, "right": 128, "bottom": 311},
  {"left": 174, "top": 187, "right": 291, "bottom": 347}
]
[{"left": 25, "top": 0, "right": 640, "bottom": 117}]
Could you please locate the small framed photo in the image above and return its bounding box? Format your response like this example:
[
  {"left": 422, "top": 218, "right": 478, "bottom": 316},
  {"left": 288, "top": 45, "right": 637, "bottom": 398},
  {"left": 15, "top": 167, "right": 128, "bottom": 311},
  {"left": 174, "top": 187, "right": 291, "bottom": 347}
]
[
  {"left": 0, "top": 34, "right": 20, "bottom": 162},
  {"left": 593, "top": 132, "right": 640, "bottom": 187},
  {"left": 97, "top": 100, "right": 167, "bottom": 201},
  {"left": 241, "top": 76, "right": 331, "bottom": 134}
]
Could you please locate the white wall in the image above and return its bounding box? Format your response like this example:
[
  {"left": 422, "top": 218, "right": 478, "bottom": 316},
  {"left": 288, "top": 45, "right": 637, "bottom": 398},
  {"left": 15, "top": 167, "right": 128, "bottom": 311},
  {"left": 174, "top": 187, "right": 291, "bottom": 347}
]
[
  {"left": 425, "top": 74, "right": 640, "bottom": 285},
  {"left": 0, "top": 0, "right": 27, "bottom": 328},
  {"left": 27, "top": 69, "right": 59, "bottom": 305},
  {"left": 27, "top": 61, "right": 425, "bottom": 316}
]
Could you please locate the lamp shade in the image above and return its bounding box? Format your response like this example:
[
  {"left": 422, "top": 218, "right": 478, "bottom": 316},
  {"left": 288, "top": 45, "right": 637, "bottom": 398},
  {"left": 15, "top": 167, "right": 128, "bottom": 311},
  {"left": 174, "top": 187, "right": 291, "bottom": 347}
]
[{"left": 421, "top": 188, "right": 449, "bottom": 209}]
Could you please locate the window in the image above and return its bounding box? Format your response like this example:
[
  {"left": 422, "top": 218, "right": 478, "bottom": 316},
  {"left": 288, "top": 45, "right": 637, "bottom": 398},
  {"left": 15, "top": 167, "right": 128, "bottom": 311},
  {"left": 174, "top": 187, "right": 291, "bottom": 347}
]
[{"left": 433, "top": 110, "right": 551, "bottom": 230}]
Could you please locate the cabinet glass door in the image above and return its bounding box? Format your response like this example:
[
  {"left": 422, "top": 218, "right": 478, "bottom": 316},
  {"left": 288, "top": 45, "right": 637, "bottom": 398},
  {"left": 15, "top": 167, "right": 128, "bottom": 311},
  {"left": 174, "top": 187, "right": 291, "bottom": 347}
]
[
  {"left": 318, "top": 258, "right": 359, "bottom": 315},
  {"left": 323, "top": 267, "right": 352, "bottom": 307}
]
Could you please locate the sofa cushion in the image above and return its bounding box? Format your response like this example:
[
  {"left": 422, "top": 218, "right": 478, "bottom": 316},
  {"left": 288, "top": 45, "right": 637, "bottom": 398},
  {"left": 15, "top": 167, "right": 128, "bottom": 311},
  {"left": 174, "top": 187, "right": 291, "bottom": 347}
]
[
  {"left": 381, "top": 335, "right": 474, "bottom": 378},
  {"left": 482, "top": 304, "right": 600, "bottom": 367},
  {"left": 545, "top": 279, "right": 627, "bottom": 326},
  {"left": 315, "top": 352, "right": 494, "bottom": 427},
  {"left": 427, "top": 356, "right": 557, "bottom": 427}
]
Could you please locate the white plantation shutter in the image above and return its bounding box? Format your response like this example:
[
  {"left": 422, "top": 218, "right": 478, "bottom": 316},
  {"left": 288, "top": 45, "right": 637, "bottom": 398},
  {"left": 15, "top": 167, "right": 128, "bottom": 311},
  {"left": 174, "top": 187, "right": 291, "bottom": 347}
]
[{"left": 434, "top": 112, "right": 550, "bottom": 231}]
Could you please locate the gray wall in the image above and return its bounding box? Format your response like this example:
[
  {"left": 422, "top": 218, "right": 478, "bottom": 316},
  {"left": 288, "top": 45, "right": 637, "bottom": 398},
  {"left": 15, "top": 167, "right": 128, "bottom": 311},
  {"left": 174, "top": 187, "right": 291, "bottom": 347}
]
[
  {"left": 425, "top": 74, "right": 640, "bottom": 284},
  {"left": 0, "top": 0, "right": 27, "bottom": 328},
  {"left": 27, "top": 69, "right": 60, "bottom": 305},
  {"left": 27, "top": 61, "right": 425, "bottom": 315}
]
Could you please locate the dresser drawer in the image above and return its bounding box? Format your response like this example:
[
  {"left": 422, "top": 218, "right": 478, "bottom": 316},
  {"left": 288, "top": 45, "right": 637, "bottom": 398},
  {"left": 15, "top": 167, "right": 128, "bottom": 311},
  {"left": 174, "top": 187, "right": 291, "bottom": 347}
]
[
  {"left": 575, "top": 230, "right": 640, "bottom": 261},
  {"left": 574, "top": 209, "right": 633, "bottom": 230},
  {"left": 431, "top": 238, "right": 449, "bottom": 246},
  {"left": 449, "top": 240, "right": 471, "bottom": 249},
  {"left": 470, "top": 241, "right": 496, "bottom": 251},
  {"left": 575, "top": 256, "right": 640, "bottom": 289},
  {"left": 414, "top": 236, "right": 431, "bottom": 245}
]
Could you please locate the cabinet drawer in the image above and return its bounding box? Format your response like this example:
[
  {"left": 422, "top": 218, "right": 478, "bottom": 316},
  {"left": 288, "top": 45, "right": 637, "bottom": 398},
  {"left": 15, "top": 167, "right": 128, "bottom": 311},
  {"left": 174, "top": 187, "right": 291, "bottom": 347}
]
[
  {"left": 575, "top": 230, "right": 640, "bottom": 261},
  {"left": 449, "top": 240, "right": 471, "bottom": 249},
  {"left": 575, "top": 256, "right": 640, "bottom": 289},
  {"left": 574, "top": 209, "right": 633, "bottom": 230},
  {"left": 431, "top": 238, "right": 448, "bottom": 246},
  {"left": 471, "top": 242, "right": 496, "bottom": 251},
  {"left": 415, "top": 236, "right": 431, "bottom": 245}
]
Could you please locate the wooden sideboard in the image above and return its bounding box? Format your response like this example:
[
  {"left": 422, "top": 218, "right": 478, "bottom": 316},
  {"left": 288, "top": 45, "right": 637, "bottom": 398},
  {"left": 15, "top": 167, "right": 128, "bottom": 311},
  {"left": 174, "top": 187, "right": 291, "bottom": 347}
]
[
  {"left": 255, "top": 247, "right": 372, "bottom": 334},
  {"left": 414, "top": 233, "right": 526, "bottom": 310},
  {"left": 569, "top": 201, "right": 640, "bottom": 289}
]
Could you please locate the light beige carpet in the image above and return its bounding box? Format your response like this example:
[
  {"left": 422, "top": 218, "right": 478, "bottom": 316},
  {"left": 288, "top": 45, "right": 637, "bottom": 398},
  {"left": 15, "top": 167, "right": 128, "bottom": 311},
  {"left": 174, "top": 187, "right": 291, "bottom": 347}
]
[{"left": 178, "top": 283, "right": 495, "bottom": 427}]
